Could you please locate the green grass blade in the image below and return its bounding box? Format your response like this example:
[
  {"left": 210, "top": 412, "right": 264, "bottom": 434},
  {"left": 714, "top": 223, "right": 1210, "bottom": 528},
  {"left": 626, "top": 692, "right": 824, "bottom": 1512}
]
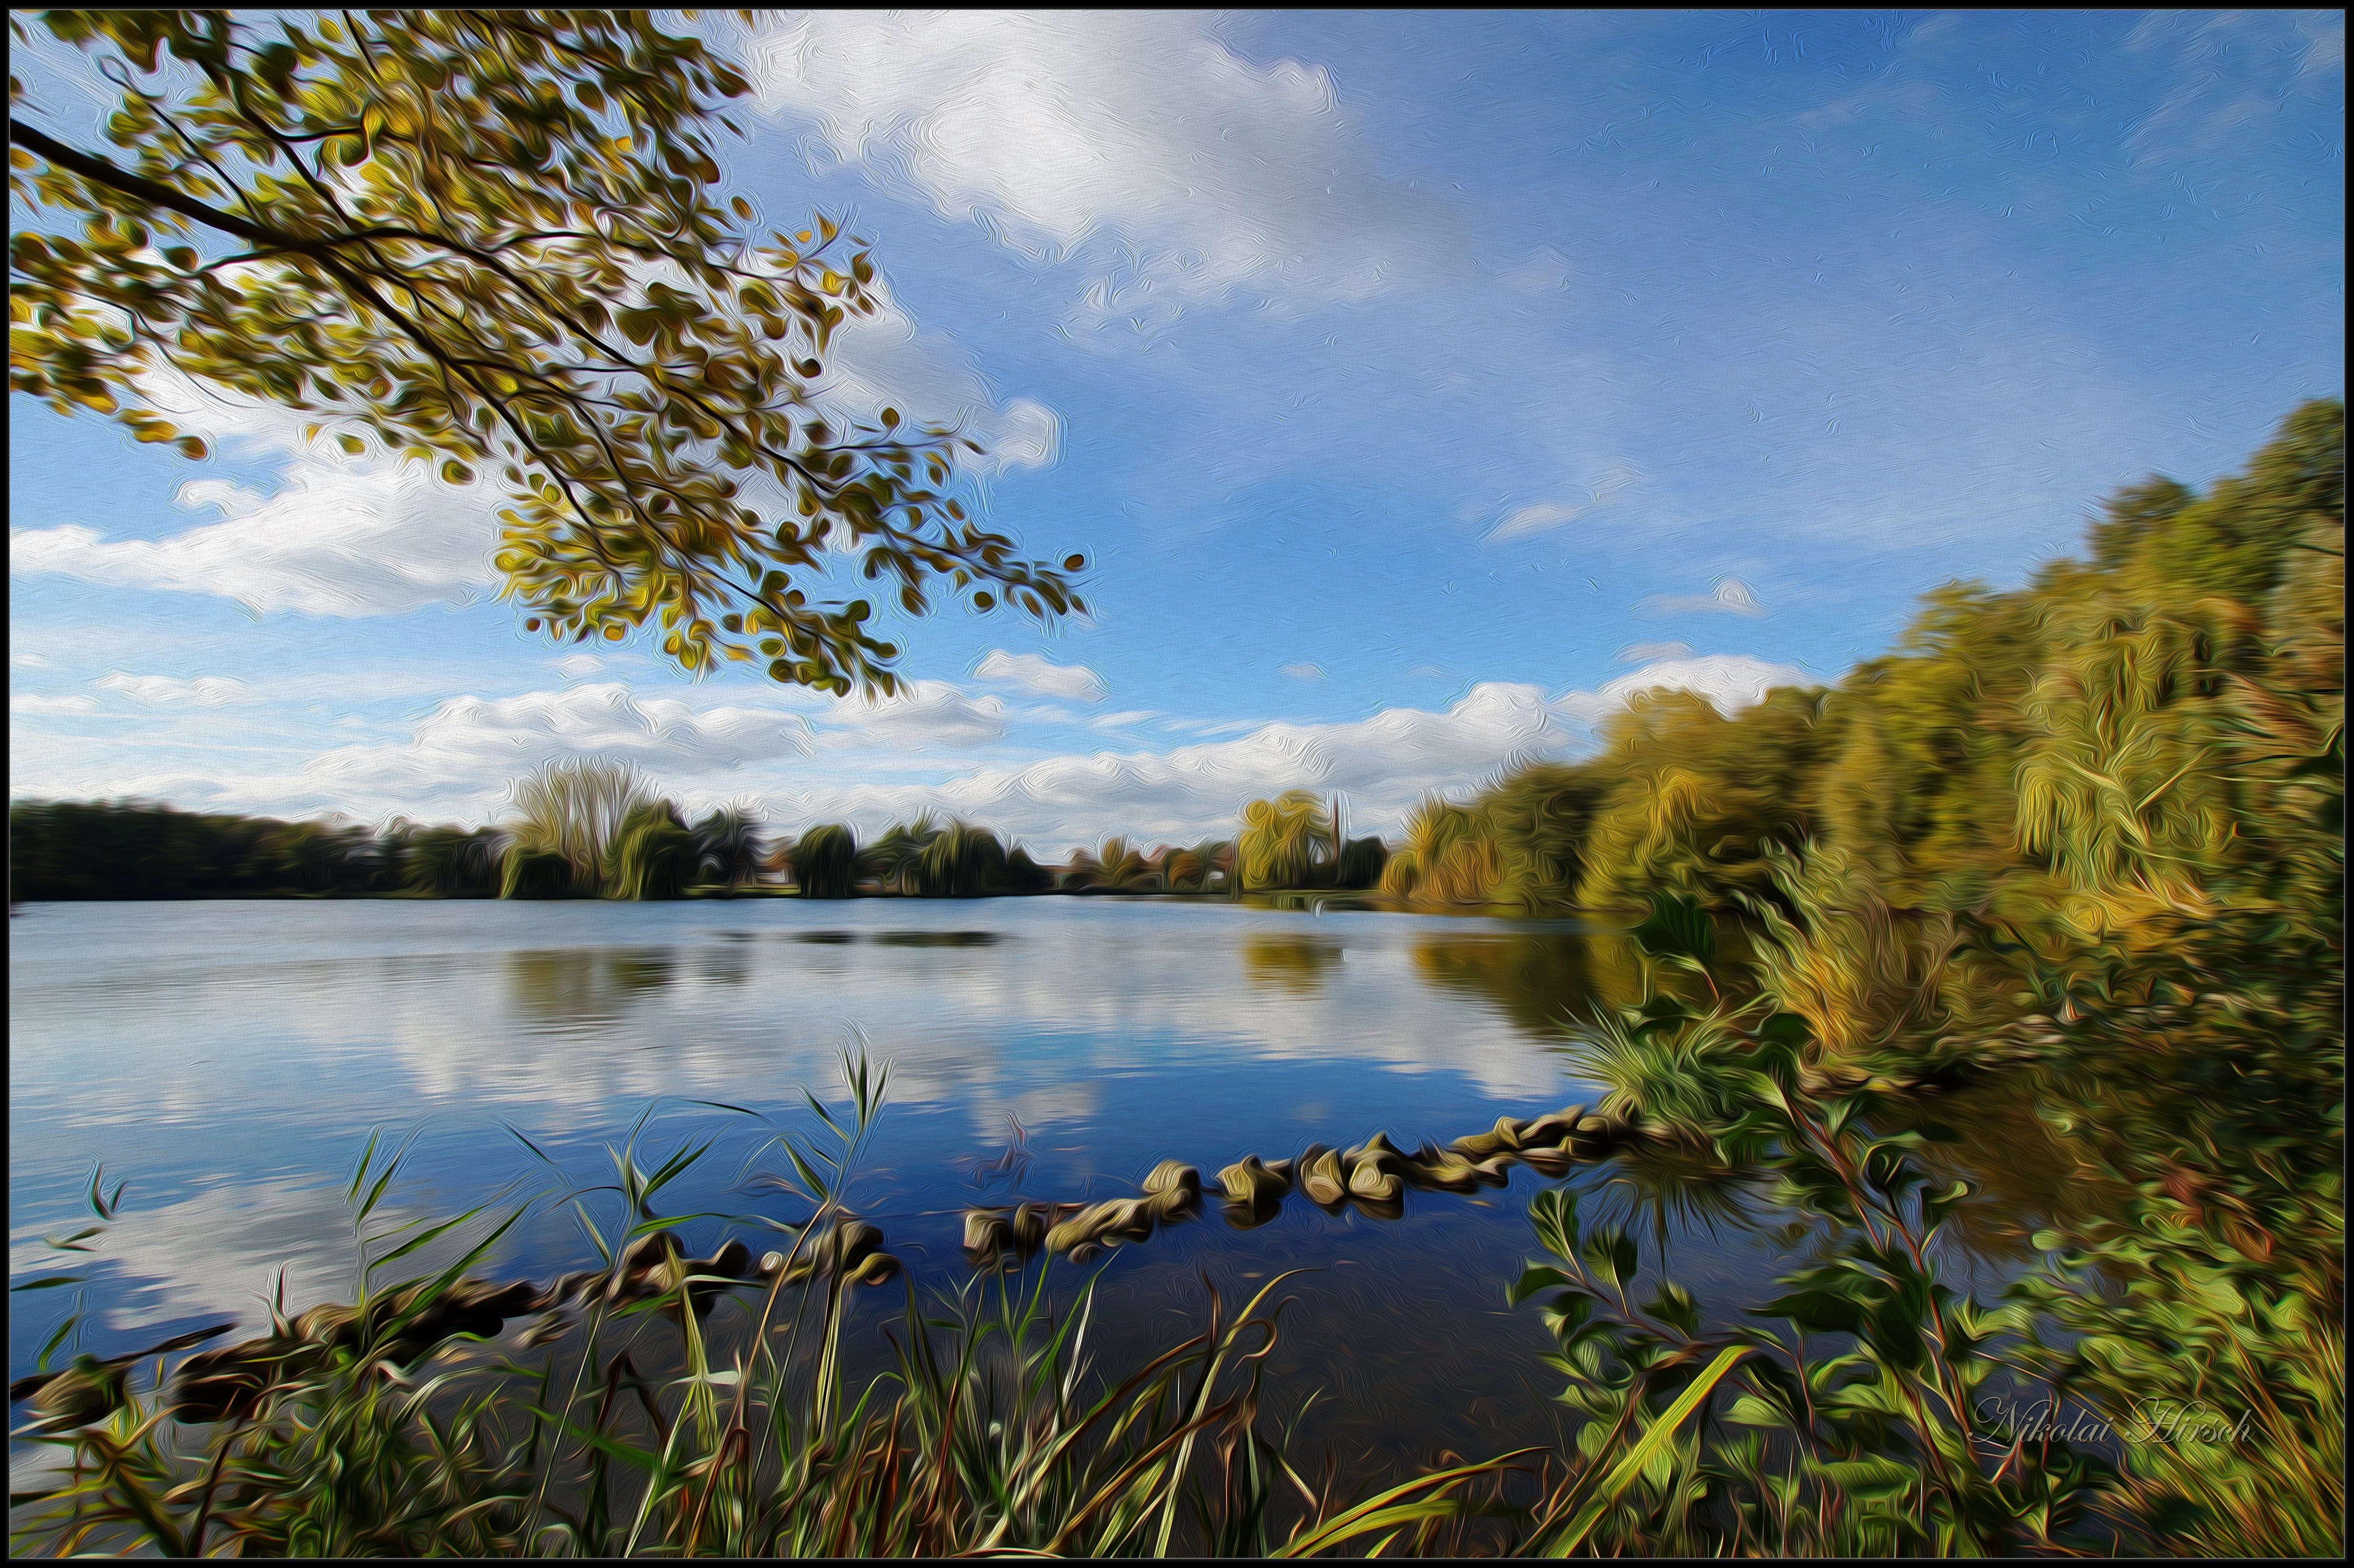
[
  {"left": 1541, "top": 1343, "right": 1750, "bottom": 1557},
  {"left": 367, "top": 1202, "right": 494, "bottom": 1274},
  {"left": 1273, "top": 1451, "right": 1536, "bottom": 1558}
]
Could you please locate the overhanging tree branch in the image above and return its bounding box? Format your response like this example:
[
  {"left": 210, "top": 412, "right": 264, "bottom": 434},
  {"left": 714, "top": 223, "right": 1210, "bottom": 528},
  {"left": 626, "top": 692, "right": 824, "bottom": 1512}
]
[
  {"left": 10, "top": 11, "right": 1085, "bottom": 693},
  {"left": 12, "top": 117, "right": 283, "bottom": 248}
]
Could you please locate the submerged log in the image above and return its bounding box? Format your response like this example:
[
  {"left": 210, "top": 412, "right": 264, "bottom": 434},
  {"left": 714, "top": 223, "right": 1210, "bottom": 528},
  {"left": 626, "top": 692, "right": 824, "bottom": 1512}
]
[
  {"left": 162, "top": 1235, "right": 826, "bottom": 1425},
  {"left": 11, "top": 1331, "right": 231, "bottom": 1434}
]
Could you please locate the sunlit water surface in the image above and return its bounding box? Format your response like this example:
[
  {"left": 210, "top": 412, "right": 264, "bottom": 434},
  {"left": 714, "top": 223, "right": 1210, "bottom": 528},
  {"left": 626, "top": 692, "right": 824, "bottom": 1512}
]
[{"left": 10, "top": 898, "right": 2073, "bottom": 1477}]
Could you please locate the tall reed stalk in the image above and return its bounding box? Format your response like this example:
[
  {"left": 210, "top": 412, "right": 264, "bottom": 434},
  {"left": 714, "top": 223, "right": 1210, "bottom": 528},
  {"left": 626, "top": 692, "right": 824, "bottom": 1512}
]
[{"left": 10, "top": 1054, "right": 1505, "bottom": 1558}]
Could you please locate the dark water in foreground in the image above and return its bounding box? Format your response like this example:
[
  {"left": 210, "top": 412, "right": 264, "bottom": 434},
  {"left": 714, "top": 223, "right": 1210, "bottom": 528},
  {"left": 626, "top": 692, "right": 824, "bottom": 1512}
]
[{"left": 9, "top": 898, "right": 2083, "bottom": 1478}]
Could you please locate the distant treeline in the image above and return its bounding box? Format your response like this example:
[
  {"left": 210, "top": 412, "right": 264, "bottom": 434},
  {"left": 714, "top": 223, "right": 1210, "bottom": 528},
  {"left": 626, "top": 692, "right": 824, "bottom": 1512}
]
[
  {"left": 13, "top": 402, "right": 2333, "bottom": 911},
  {"left": 4, "top": 797, "right": 1388, "bottom": 904},
  {"left": 1381, "top": 398, "right": 2344, "bottom": 919},
  {"left": 7, "top": 803, "right": 465, "bottom": 901}
]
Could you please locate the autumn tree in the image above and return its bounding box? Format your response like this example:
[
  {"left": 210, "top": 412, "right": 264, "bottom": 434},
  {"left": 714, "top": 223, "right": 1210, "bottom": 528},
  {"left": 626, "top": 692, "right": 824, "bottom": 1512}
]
[
  {"left": 500, "top": 758, "right": 655, "bottom": 896},
  {"left": 9, "top": 10, "right": 1085, "bottom": 692},
  {"left": 1237, "top": 791, "right": 1336, "bottom": 891}
]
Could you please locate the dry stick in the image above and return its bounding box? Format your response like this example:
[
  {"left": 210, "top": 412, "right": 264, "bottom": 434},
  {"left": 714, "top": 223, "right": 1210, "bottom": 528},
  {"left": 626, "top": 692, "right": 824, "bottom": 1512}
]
[
  {"left": 678, "top": 1421, "right": 748, "bottom": 1556},
  {"left": 182, "top": 1405, "right": 258, "bottom": 1557}
]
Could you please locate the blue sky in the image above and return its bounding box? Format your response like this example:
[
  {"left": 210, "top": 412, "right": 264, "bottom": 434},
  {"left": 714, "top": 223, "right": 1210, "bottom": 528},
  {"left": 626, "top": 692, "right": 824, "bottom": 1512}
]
[{"left": 9, "top": 10, "right": 2344, "bottom": 852}]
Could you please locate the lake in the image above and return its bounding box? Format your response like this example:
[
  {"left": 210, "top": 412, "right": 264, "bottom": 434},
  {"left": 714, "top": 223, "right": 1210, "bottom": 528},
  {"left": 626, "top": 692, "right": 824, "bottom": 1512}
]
[{"left": 8, "top": 897, "right": 2078, "bottom": 1476}]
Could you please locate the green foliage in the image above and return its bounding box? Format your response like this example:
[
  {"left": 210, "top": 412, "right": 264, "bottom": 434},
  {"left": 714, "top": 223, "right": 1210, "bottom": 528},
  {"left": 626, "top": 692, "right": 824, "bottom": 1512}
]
[
  {"left": 1092, "top": 835, "right": 1155, "bottom": 889},
  {"left": 8, "top": 799, "right": 417, "bottom": 900},
  {"left": 1815, "top": 584, "right": 2049, "bottom": 906},
  {"left": 1547, "top": 917, "right": 2340, "bottom": 1552},
  {"left": 491, "top": 764, "right": 762, "bottom": 900},
  {"left": 604, "top": 801, "right": 696, "bottom": 901},
  {"left": 854, "top": 815, "right": 1034, "bottom": 897},
  {"left": 500, "top": 848, "right": 577, "bottom": 901},
  {"left": 1000, "top": 844, "right": 1053, "bottom": 894},
  {"left": 915, "top": 819, "right": 1009, "bottom": 896},
  {"left": 9, "top": 10, "right": 1084, "bottom": 691},
  {"left": 1999, "top": 902, "right": 2344, "bottom": 1557},
  {"left": 393, "top": 821, "right": 508, "bottom": 897},
  {"left": 1158, "top": 839, "right": 1231, "bottom": 894},
  {"left": 791, "top": 823, "right": 857, "bottom": 899},
  {"left": 1160, "top": 845, "right": 1208, "bottom": 892},
  {"left": 1377, "top": 796, "right": 1494, "bottom": 904},
  {"left": 1333, "top": 835, "right": 1388, "bottom": 890},
  {"left": 687, "top": 807, "right": 765, "bottom": 889},
  {"left": 2, "top": 796, "right": 761, "bottom": 904},
  {"left": 857, "top": 815, "right": 937, "bottom": 895},
  {"left": 1530, "top": 397, "right": 2345, "bottom": 1559},
  {"left": 1372, "top": 400, "right": 2342, "bottom": 940},
  {"left": 1738, "top": 843, "right": 1959, "bottom": 1061},
  {"left": 1479, "top": 763, "right": 1607, "bottom": 911},
  {"left": 1548, "top": 977, "right": 2118, "bottom": 1554},
  {"left": 1575, "top": 687, "right": 1837, "bottom": 913},
  {"left": 1631, "top": 890, "right": 1715, "bottom": 968},
  {"left": 854, "top": 817, "right": 1038, "bottom": 897},
  {"left": 2015, "top": 1190, "right": 2342, "bottom": 1557}
]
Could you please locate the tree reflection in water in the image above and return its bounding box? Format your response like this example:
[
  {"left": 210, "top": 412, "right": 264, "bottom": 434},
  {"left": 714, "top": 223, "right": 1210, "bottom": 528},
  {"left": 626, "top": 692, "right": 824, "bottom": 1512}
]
[{"left": 1239, "top": 933, "right": 1343, "bottom": 995}]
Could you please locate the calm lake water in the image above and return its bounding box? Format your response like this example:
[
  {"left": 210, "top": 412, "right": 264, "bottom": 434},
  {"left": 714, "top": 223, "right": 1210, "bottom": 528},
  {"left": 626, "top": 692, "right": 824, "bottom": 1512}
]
[{"left": 9, "top": 897, "right": 2077, "bottom": 1475}]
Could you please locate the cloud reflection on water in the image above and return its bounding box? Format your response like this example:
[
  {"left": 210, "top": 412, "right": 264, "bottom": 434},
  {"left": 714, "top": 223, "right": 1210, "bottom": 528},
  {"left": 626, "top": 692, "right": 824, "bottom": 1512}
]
[{"left": 14, "top": 904, "right": 1623, "bottom": 1158}]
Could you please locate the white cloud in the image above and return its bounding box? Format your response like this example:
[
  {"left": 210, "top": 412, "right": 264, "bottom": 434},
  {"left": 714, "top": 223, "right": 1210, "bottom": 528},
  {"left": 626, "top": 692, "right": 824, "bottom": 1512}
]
[
  {"left": 811, "top": 286, "right": 1062, "bottom": 473},
  {"left": 10, "top": 457, "right": 504, "bottom": 616},
  {"left": 552, "top": 654, "right": 605, "bottom": 679},
  {"left": 95, "top": 672, "right": 251, "bottom": 706},
  {"left": 2122, "top": 11, "right": 2344, "bottom": 164},
  {"left": 9, "top": 357, "right": 510, "bottom": 615},
  {"left": 1088, "top": 709, "right": 1157, "bottom": 730},
  {"left": 760, "top": 654, "right": 1810, "bottom": 847},
  {"left": 1639, "top": 577, "right": 1767, "bottom": 618},
  {"left": 300, "top": 683, "right": 819, "bottom": 809},
  {"left": 741, "top": 12, "right": 1431, "bottom": 321},
  {"left": 1278, "top": 662, "right": 1327, "bottom": 682},
  {"left": 11, "top": 652, "right": 51, "bottom": 668},
  {"left": 825, "top": 681, "right": 1010, "bottom": 750},
  {"left": 1488, "top": 501, "right": 1587, "bottom": 540},
  {"left": 1594, "top": 654, "right": 1811, "bottom": 714},
  {"left": 973, "top": 650, "right": 1107, "bottom": 702},
  {"left": 1615, "top": 641, "right": 1693, "bottom": 664},
  {"left": 11, "top": 656, "right": 1810, "bottom": 847},
  {"left": 1485, "top": 465, "right": 1641, "bottom": 543},
  {"left": 10, "top": 693, "right": 98, "bottom": 714},
  {"left": 973, "top": 397, "right": 1060, "bottom": 474}
]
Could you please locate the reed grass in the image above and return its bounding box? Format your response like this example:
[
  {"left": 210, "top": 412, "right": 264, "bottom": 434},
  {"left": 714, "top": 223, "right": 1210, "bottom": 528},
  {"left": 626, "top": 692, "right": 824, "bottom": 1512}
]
[{"left": 9, "top": 1054, "right": 1510, "bottom": 1558}]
